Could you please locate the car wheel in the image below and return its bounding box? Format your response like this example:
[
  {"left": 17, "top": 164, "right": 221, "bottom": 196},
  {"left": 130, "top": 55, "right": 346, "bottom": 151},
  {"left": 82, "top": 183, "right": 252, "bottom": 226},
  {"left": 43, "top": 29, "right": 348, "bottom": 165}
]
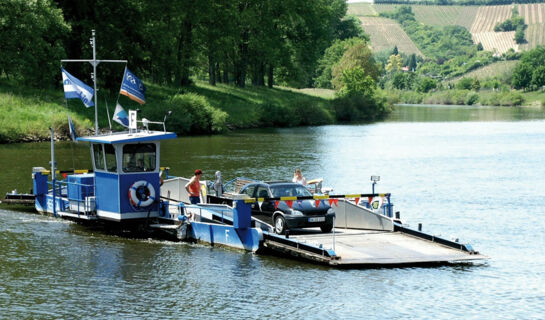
[
  {"left": 274, "top": 215, "right": 287, "bottom": 235},
  {"left": 320, "top": 223, "right": 333, "bottom": 233}
]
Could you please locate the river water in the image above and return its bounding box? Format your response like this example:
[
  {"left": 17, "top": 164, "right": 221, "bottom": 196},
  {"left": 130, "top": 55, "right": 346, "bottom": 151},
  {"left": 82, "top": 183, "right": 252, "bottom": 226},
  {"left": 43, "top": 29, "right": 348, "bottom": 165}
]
[{"left": 1, "top": 105, "right": 544, "bottom": 319}]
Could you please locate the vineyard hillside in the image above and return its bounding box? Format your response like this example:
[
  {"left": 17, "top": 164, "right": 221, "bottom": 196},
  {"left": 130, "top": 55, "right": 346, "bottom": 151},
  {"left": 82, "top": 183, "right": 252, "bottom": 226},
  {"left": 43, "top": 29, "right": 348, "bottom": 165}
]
[
  {"left": 358, "top": 17, "right": 424, "bottom": 56},
  {"left": 348, "top": 3, "right": 545, "bottom": 57},
  {"left": 519, "top": 4, "right": 545, "bottom": 49},
  {"left": 372, "top": 4, "right": 477, "bottom": 29},
  {"left": 470, "top": 5, "right": 518, "bottom": 54}
]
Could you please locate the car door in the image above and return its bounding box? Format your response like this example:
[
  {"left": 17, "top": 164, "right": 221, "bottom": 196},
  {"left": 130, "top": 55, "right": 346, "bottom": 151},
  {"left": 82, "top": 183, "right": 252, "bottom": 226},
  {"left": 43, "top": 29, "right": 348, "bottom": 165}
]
[{"left": 253, "top": 185, "right": 274, "bottom": 225}]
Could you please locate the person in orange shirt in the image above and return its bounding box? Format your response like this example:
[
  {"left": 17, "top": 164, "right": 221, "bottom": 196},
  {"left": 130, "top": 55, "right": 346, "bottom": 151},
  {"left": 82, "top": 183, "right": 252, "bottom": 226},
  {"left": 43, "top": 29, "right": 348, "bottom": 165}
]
[{"left": 185, "top": 169, "right": 202, "bottom": 204}]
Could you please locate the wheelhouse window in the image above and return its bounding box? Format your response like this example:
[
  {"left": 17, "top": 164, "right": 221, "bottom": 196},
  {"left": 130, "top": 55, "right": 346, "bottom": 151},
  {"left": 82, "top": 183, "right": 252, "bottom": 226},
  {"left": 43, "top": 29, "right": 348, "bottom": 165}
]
[
  {"left": 122, "top": 143, "right": 156, "bottom": 172},
  {"left": 92, "top": 144, "right": 105, "bottom": 170},
  {"left": 104, "top": 144, "right": 117, "bottom": 172}
]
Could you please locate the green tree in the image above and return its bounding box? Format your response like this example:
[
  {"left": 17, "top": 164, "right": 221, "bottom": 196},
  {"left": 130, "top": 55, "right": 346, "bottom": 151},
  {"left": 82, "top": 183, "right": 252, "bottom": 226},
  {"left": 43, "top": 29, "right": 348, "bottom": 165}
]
[
  {"left": 331, "top": 42, "right": 379, "bottom": 89},
  {"left": 417, "top": 77, "right": 436, "bottom": 93},
  {"left": 456, "top": 78, "right": 474, "bottom": 90},
  {"left": 385, "top": 54, "right": 403, "bottom": 73},
  {"left": 337, "top": 67, "right": 375, "bottom": 98},
  {"left": 314, "top": 38, "right": 366, "bottom": 89},
  {"left": 408, "top": 54, "right": 417, "bottom": 71},
  {"left": 0, "top": 0, "right": 70, "bottom": 87},
  {"left": 530, "top": 65, "right": 545, "bottom": 89}
]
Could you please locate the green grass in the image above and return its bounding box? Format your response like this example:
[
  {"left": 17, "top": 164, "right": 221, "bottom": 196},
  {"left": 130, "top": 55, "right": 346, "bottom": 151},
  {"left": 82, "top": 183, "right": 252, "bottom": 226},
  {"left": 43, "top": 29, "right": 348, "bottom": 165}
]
[
  {"left": 447, "top": 60, "right": 518, "bottom": 83},
  {"left": 0, "top": 79, "right": 335, "bottom": 143}
]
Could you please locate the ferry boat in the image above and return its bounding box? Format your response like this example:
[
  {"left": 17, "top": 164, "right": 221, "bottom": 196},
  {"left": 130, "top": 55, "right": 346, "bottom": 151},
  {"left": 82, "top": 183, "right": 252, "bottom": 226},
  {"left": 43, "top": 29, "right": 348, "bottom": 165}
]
[{"left": 4, "top": 31, "right": 487, "bottom": 267}]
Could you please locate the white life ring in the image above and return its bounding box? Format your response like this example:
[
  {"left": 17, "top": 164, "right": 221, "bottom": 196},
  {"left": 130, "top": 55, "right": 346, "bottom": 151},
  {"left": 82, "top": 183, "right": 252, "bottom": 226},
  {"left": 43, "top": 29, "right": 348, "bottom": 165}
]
[
  {"left": 128, "top": 180, "right": 156, "bottom": 207},
  {"left": 370, "top": 196, "right": 383, "bottom": 211}
]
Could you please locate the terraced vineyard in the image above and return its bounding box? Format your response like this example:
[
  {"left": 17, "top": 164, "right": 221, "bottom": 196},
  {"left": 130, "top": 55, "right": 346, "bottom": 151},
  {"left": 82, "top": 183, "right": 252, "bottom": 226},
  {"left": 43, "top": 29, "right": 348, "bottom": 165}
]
[
  {"left": 359, "top": 17, "right": 424, "bottom": 56},
  {"left": 522, "top": 24, "right": 545, "bottom": 49},
  {"left": 470, "top": 5, "right": 512, "bottom": 33},
  {"left": 518, "top": 3, "right": 545, "bottom": 24},
  {"left": 470, "top": 5, "right": 518, "bottom": 54},
  {"left": 519, "top": 4, "right": 545, "bottom": 50}
]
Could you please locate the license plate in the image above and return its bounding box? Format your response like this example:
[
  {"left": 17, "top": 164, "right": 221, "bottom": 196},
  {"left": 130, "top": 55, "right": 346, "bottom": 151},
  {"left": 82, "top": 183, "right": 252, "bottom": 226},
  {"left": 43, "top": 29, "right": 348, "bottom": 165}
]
[{"left": 308, "top": 217, "right": 325, "bottom": 222}]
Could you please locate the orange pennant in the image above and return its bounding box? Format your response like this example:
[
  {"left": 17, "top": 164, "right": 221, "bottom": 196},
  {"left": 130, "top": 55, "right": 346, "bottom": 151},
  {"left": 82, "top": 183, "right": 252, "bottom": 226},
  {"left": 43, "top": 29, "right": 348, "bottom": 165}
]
[
  {"left": 315, "top": 200, "right": 321, "bottom": 208},
  {"left": 274, "top": 200, "right": 279, "bottom": 209},
  {"left": 328, "top": 199, "right": 338, "bottom": 206},
  {"left": 285, "top": 200, "right": 293, "bottom": 208},
  {"left": 354, "top": 197, "right": 360, "bottom": 206},
  {"left": 368, "top": 196, "right": 373, "bottom": 204},
  {"left": 62, "top": 173, "right": 67, "bottom": 179}
]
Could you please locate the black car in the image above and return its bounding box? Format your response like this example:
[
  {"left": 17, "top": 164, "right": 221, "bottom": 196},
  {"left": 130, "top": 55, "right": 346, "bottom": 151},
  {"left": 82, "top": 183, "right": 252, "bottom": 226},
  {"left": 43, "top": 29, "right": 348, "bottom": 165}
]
[{"left": 239, "top": 181, "right": 335, "bottom": 234}]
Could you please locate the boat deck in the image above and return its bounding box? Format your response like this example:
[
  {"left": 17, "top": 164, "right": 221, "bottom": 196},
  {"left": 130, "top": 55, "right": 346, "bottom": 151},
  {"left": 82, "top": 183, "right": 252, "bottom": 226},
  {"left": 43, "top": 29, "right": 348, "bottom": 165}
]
[{"left": 265, "top": 227, "right": 486, "bottom": 266}]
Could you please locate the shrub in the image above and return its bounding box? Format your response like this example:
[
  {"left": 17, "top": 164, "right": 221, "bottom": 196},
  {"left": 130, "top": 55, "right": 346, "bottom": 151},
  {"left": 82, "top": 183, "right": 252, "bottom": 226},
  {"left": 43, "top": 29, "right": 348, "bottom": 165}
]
[
  {"left": 465, "top": 92, "right": 479, "bottom": 105},
  {"left": 149, "top": 93, "right": 227, "bottom": 135}
]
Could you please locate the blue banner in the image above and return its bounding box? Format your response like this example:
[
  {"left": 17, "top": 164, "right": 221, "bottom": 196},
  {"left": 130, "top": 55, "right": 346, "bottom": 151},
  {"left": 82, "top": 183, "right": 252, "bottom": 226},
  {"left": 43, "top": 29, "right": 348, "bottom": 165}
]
[
  {"left": 120, "top": 68, "right": 146, "bottom": 104},
  {"left": 113, "top": 102, "right": 129, "bottom": 128},
  {"left": 61, "top": 68, "right": 94, "bottom": 107}
]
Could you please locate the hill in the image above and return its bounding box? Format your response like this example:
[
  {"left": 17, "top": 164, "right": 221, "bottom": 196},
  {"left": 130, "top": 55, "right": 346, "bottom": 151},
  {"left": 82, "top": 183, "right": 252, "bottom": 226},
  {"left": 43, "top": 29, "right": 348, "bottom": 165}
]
[
  {"left": 358, "top": 17, "right": 424, "bottom": 55},
  {"left": 447, "top": 60, "right": 518, "bottom": 83},
  {"left": 348, "top": 3, "right": 545, "bottom": 55}
]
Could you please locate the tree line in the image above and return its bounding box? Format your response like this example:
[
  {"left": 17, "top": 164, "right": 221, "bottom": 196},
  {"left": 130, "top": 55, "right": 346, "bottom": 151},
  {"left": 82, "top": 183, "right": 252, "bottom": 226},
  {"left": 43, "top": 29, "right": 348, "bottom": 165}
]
[{"left": 1, "top": 0, "right": 366, "bottom": 90}]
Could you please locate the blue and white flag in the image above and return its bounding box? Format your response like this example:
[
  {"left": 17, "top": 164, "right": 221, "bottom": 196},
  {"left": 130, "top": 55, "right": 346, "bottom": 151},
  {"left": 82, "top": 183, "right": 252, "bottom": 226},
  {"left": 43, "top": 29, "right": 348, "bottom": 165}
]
[
  {"left": 61, "top": 68, "right": 94, "bottom": 107},
  {"left": 120, "top": 68, "right": 146, "bottom": 104},
  {"left": 67, "top": 115, "right": 78, "bottom": 142},
  {"left": 113, "top": 102, "right": 129, "bottom": 128}
]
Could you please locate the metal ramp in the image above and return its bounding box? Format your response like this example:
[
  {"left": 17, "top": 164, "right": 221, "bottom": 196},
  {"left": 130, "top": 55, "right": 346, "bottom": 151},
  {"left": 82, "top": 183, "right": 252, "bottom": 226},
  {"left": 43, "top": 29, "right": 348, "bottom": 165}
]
[{"left": 280, "top": 227, "right": 486, "bottom": 266}]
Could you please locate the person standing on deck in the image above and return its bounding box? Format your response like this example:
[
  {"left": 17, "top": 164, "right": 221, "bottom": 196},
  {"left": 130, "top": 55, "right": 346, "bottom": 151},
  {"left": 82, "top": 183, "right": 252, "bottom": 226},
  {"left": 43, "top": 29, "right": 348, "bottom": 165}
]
[
  {"left": 292, "top": 169, "right": 307, "bottom": 186},
  {"left": 185, "top": 169, "right": 202, "bottom": 204}
]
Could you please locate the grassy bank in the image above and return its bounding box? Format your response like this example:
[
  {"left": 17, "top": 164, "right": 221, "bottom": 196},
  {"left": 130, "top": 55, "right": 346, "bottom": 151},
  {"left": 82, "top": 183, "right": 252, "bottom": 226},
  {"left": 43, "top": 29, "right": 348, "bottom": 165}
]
[{"left": 0, "top": 79, "right": 338, "bottom": 143}]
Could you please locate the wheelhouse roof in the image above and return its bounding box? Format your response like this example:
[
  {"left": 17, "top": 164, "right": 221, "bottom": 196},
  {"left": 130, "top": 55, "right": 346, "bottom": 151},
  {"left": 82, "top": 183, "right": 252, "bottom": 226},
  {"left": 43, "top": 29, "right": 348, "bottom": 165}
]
[{"left": 77, "top": 130, "right": 177, "bottom": 144}]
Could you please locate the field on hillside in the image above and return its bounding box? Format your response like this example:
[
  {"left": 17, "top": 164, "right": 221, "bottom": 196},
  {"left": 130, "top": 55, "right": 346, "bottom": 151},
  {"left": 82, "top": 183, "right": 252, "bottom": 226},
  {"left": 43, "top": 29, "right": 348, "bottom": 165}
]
[
  {"left": 359, "top": 17, "right": 424, "bottom": 56},
  {"left": 448, "top": 60, "right": 518, "bottom": 82},
  {"left": 373, "top": 4, "right": 477, "bottom": 29},
  {"left": 470, "top": 5, "right": 513, "bottom": 33},
  {"left": 470, "top": 5, "right": 517, "bottom": 54},
  {"left": 522, "top": 24, "right": 545, "bottom": 49},
  {"left": 347, "top": 3, "right": 377, "bottom": 16},
  {"left": 519, "top": 4, "right": 545, "bottom": 50},
  {"left": 518, "top": 3, "right": 545, "bottom": 24}
]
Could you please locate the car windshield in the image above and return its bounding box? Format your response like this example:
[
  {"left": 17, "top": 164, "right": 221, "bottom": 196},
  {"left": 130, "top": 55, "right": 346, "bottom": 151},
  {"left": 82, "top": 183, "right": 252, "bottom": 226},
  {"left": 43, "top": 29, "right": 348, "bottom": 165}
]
[{"left": 270, "top": 185, "right": 312, "bottom": 198}]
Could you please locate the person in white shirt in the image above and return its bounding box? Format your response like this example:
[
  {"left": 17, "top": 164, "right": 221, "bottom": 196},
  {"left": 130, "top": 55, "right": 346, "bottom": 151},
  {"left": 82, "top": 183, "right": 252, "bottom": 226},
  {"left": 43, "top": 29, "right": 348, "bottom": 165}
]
[{"left": 292, "top": 168, "right": 307, "bottom": 186}]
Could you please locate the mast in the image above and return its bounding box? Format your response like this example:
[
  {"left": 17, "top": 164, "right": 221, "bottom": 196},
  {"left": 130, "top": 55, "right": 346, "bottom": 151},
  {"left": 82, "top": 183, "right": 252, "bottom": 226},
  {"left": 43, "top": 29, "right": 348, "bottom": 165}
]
[
  {"left": 91, "top": 30, "right": 98, "bottom": 135},
  {"left": 61, "top": 30, "right": 127, "bottom": 136}
]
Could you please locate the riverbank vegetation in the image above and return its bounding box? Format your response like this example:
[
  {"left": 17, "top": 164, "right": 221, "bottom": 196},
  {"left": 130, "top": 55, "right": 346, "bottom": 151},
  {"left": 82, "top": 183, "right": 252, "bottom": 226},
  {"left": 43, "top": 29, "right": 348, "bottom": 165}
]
[{"left": 0, "top": 0, "right": 393, "bottom": 143}]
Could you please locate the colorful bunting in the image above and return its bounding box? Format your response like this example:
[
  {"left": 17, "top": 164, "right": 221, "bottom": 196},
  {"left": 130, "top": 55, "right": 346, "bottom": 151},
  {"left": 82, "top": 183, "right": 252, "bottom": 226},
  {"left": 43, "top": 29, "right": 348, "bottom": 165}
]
[
  {"left": 354, "top": 197, "right": 360, "bottom": 206},
  {"left": 328, "top": 198, "right": 338, "bottom": 207},
  {"left": 274, "top": 200, "right": 280, "bottom": 209},
  {"left": 285, "top": 200, "right": 293, "bottom": 208},
  {"left": 315, "top": 200, "right": 321, "bottom": 208}
]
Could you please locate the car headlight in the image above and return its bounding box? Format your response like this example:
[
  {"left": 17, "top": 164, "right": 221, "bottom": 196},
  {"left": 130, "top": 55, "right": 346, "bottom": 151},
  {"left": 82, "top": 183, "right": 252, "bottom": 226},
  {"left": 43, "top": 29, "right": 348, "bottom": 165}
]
[
  {"left": 291, "top": 209, "right": 303, "bottom": 216},
  {"left": 327, "top": 207, "right": 335, "bottom": 214}
]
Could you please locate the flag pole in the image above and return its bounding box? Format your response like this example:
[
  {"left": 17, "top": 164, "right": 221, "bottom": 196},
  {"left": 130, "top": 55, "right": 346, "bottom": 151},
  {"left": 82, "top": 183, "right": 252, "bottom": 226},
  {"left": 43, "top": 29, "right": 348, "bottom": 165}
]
[
  {"left": 105, "top": 97, "right": 112, "bottom": 131},
  {"left": 91, "top": 30, "right": 99, "bottom": 136}
]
